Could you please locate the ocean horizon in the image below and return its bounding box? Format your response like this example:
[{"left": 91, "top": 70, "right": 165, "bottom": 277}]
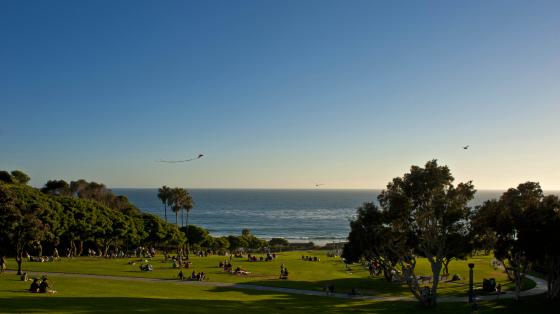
[{"left": 113, "top": 188, "right": 560, "bottom": 245}]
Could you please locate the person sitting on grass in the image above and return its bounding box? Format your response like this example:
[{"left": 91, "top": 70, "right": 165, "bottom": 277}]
[
  {"left": 29, "top": 279, "right": 40, "bottom": 293},
  {"left": 191, "top": 270, "right": 197, "bottom": 280},
  {"left": 178, "top": 270, "right": 184, "bottom": 280},
  {"left": 280, "top": 268, "right": 288, "bottom": 279},
  {"left": 39, "top": 278, "right": 51, "bottom": 293},
  {"left": 140, "top": 263, "right": 153, "bottom": 271}
]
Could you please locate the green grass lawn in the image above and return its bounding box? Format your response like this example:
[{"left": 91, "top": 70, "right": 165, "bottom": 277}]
[
  {"left": 5, "top": 251, "right": 529, "bottom": 297},
  {"left": 0, "top": 274, "right": 556, "bottom": 314}
]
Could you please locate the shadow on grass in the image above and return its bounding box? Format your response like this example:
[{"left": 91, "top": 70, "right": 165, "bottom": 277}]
[
  {"left": 2, "top": 293, "right": 558, "bottom": 314},
  {"left": 0, "top": 295, "right": 451, "bottom": 314}
]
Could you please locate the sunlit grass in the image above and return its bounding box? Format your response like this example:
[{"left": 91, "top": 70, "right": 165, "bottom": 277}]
[{"left": 6, "top": 251, "right": 524, "bottom": 297}]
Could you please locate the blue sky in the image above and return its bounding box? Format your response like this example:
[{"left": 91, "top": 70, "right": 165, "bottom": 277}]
[{"left": 1, "top": 0, "right": 559, "bottom": 189}]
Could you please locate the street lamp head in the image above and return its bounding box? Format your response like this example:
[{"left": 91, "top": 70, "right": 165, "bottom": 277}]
[{"left": 468, "top": 263, "right": 475, "bottom": 269}]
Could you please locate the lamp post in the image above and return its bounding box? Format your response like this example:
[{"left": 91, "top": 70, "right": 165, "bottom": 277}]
[{"left": 468, "top": 263, "right": 475, "bottom": 303}]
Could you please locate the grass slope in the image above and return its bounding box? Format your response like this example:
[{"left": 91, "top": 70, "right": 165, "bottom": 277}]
[
  {"left": 0, "top": 274, "right": 555, "bottom": 314},
  {"left": 7, "top": 252, "right": 530, "bottom": 297}
]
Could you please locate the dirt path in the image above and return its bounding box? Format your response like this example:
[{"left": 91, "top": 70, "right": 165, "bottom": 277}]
[{"left": 5, "top": 270, "right": 546, "bottom": 302}]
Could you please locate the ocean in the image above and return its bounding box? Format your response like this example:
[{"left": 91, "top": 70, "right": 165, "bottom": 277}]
[{"left": 112, "top": 189, "right": 559, "bottom": 245}]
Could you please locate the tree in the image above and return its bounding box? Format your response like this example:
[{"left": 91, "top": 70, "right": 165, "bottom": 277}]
[
  {"left": 157, "top": 186, "right": 172, "bottom": 223},
  {"left": 41, "top": 180, "right": 71, "bottom": 196},
  {"left": 0, "top": 185, "right": 50, "bottom": 274},
  {"left": 180, "top": 190, "right": 194, "bottom": 232},
  {"left": 269, "top": 238, "right": 289, "bottom": 247},
  {"left": 474, "top": 182, "right": 560, "bottom": 301},
  {"left": 344, "top": 160, "right": 475, "bottom": 306},
  {"left": 343, "top": 202, "right": 400, "bottom": 282},
  {"left": 169, "top": 188, "right": 187, "bottom": 227},
  {"left": 473, "top": 182, "right": 542, "bottom": 301},
  {"left": 242, "top": 229, "right": 252, "bottom": 237},
  {"left": 227, "top": 235, "right": 248, "bottom": 251},
  {"left": 524, "top": 194, "right": 560, "bottom": 300},
  {"left": 0, "top": 171, "right": 13, "bottom": 183},
  {"left": 181, "top": 225, "right": 209, "bottom": 247},
  {"left": 10, "top": 170, "right": 30, "bottom": 184}
]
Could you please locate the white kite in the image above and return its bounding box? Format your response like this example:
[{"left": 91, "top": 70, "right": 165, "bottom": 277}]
[{"left": 157, "top": 154, "right": 204, "bottom": 163}]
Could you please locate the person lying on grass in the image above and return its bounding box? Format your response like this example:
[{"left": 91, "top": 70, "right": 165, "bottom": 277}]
[{"left": 234, "top": 267, "right": 250, "bottom": 276}]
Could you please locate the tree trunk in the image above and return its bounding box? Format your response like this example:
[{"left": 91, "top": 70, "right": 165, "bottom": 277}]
[
  {"left": 546, "top": 257, "right": 560, "bottom": 300},
  {"left": 37, "top": 242, "right": 43, "bottom": 257},
  {"left": 512, "top": 265, "right": 524, "bottom": 301},
  {"left": 175, "top": 212, "right": 178, "bottom": 226},
  {"left": 430, "top": 261, "right": 442, "bottom": 306},
  {"left": 382, "top": 266, "right": 393, "bottom": 282},
  {"left": 512, "top": 254, "right": 526, "bottom": 301},
  {"left": 164, "top": 204, "right": 168, "bottom": 223},
  {"left": 78, "top": 241, "right": 84, "bottom": 256},
  {"left": 443, "top": 259, "right": 451, "bottom": 275},
  {"left": 16, "top": 251, "right": 23, "bottom": 275},
  {"left": 185, "top": 212, "right": 190, "bottom": 260},
  {"left": 70, "top": 241, "right": 76, "bottom": 257},
  {"left": 181, "top": 209, "right": 184, "bottom": 228}
]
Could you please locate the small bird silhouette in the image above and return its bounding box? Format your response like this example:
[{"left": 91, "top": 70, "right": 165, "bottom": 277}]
[
  {"left": 315, "top": 184, "right": 325, "bottom": 188},
  {"left": 462, "top": 145, "right": 469, "bottom": 150}
]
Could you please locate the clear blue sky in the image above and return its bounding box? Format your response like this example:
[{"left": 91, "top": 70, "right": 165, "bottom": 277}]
[{"left": 1, "top": 0, "right": 559, "bottom": 189}]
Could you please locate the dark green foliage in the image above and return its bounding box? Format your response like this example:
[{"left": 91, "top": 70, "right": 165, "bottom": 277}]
[
  {"left": 181, "top": 225, "right": 209, "bottom": 246},
  {"left": 42, "top": 180, "right": 72, "bottom": 196},
  {"left": 10, "top": 170, "right": 30, "bottom": 184},
  {"left": 0, "top": 171, "right": 14, "bottom": 183},
  {"left": 473, "top": 182, "right": 560, "bottom": 301},
  {"left": 0, "top": 179, "right": 184, "bottom": 261},
  {"left": 68, "top": 179, "right": 140, "bottom": 215},
  {"left": 269, "top": 238, "right": 289, "bottom": 247}
]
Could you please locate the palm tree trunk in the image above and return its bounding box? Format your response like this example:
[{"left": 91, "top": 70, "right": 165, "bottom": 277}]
[
  {"left": 175, "top": 211, "right": 178, "bottom": 226},
  {"left": 164, "top": 204, "right": 167, "bottom": 223},
  {"left": 181, "top": 209, "right": 184, "bottom": 228},
  {"left": 185, "top": 212, "right": 190, "bottom": 259}
]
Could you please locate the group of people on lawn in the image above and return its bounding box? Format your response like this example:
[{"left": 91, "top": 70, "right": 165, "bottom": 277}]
[
  {"left": 247, "top": 253, "right": 276, "bottom": 262},
  {"left": 24, "top": 274, "right": 56, "bottom": 294},
  {"left": 178, "top": 270, "right": 206, "bottom": 281},
  {"left": 301, "top": 255, "right": 320, "bottom": 262}
]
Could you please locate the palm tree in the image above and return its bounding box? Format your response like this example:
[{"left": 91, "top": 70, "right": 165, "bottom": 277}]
[
  {"left": 181, "top": 191, "right": 194, "bottom": 230},
  {"left": 170, "top": 187, "right": 187, "bottom": 227},
  {"left": 181, "top": 190, "right": 194, "bottom": 259},
  {"left": 157, "top": 186, "right": 171, "bottom": 222}
]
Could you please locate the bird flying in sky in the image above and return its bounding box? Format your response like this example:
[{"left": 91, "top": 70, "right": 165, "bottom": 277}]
[
  {"left": 462, "top": 145, "right": 469, "bottom": 150},
  {"left": 157, "top": 154, "right": 204, "bottom": 163},
  {"left": 315, "top": 184, "right": 325, "bottom": 187}
]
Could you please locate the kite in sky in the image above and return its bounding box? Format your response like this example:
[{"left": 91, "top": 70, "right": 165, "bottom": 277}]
[{"left": 157, "top": 154, "right": 204, "bottom": 163}]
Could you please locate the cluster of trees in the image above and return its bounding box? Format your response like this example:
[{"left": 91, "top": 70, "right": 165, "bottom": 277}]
[
  {"left": 183, "top": 226, "right": 283, "bottom": 253},
  {"left": 157, "top": 185, "right": 194, "bottom": 227},
  {"left": 472, "top": 182, "right": 560, "bottom": 301},
  {"left": 343, "top": 160, "right": 560, "bottom": 307},
  {"left": 0, "top": 171, "right": 186, "bottom": 274},
  {"left": 0, "top": 170, "right": 287, "bottom": 275}
]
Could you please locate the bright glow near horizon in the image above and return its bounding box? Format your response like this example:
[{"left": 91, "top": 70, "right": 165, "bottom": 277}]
[{"left": 1, "top": 0, "right": 559, "bottom": 190}]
